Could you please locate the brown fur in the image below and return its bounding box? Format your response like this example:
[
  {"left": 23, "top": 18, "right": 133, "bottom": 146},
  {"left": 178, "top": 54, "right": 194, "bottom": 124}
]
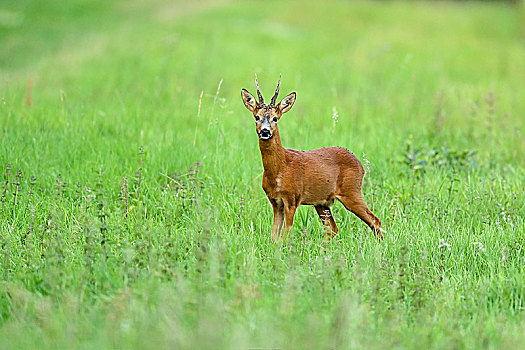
[{"left": 241, "top": 76, "right": 382, "bottom": 241}]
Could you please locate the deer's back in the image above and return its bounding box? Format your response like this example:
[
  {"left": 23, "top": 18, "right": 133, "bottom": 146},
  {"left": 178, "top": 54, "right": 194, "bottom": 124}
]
[{"left": 284, "top": 146, "right": 364, "bottom": 205}]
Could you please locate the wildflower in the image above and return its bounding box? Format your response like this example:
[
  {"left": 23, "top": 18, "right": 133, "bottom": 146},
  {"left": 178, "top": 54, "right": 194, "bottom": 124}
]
[
  {"left": 472, "top": 242, "right": 486, "bottom": 253},
  {"left": 362, "top": 153, "right": 371, "bottom": 174},
  {"left": 501, "top": 247, "right": 509, "bottom": 265},
  {"left": 239, "top": 196, "right": 246, "bottom": 213},
  {"left": 438, "top": 238, "right": 451, "bottom": 250},
  {"left": 331, "top": 106, "right": 339, "bottom": 128}
]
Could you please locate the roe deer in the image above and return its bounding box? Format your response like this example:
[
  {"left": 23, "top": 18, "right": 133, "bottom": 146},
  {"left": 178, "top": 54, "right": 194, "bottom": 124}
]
[{"left": 241, "top": 74, "right": 383, "bottom": 242}]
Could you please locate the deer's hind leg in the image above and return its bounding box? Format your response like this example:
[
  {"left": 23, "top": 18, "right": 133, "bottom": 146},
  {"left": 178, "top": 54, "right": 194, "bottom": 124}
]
[
  {"left": 315, "top": 205, "right": 339, "bottom": 239},
  {"left": 337, "top": 193, "right": 382, "bottom": 240}
]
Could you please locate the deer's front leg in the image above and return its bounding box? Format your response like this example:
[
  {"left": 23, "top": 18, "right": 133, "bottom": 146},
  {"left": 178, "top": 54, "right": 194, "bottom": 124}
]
[
  {"left": 271, "top": 203, "right": 284, "bottom": 242},
  {"left": 281, "top": 204, "right": 297, "bottom": 242}
]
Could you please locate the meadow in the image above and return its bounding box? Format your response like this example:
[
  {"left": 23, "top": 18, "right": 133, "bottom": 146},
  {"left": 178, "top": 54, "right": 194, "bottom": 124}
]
[{"left": 1, "top": 0, "right": 525, "bottom": 348}]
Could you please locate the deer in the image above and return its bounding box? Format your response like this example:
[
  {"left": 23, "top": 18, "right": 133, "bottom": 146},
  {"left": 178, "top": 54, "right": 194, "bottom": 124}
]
[{"left": 241, "top": 74, "right": 383, "bottom": 242}]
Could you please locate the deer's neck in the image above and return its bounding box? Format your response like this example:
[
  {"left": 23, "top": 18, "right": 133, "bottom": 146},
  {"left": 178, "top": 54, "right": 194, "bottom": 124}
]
[{"left": 259, "top": 129, "right": 286, "bottom": 178}]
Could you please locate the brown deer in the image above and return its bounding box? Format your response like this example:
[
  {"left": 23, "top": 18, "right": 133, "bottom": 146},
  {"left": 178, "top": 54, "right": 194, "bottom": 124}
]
[{"left": 241, "top": 75, "right": 383, "bottom": 242}]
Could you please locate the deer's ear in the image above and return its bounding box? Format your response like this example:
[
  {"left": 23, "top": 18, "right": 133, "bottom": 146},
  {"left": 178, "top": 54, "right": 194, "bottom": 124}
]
[
  {"left": 277, "top": 92, "right": 296, "bottom": 115},
  {"left": 241, "top": 89, "right": 257, "bottom": 112}
]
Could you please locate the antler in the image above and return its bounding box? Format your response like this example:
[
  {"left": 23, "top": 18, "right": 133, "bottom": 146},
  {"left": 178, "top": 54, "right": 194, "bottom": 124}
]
[
  {"left": 254, "top": 73, "right": 264, "bottom": 105},
  {"left": 270, "top": 74, "right": 281, "bottom": 106}
]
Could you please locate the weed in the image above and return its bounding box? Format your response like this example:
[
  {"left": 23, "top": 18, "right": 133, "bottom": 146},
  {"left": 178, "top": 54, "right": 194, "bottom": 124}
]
[{"left": 403, "top": 135, "right": 477, "bottom": 176}]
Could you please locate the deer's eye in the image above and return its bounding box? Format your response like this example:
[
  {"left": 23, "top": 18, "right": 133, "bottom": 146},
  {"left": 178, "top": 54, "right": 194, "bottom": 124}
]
[
  {"left": 255, "top": 115, "right": 260, "bottom": 121},
  {"left": 273, "top": 117, "right": 278, "bottom": 123}
]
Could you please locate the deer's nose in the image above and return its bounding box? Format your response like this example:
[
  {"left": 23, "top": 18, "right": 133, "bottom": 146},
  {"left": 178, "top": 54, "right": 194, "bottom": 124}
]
[{"left": 259, "top": 129, "right": 272, "bottom": 140}]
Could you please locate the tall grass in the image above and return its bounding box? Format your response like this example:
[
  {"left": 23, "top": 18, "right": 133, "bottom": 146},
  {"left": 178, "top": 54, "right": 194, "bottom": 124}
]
[{"left": 1, "top": 0, "right": 524, "bottom": 348}]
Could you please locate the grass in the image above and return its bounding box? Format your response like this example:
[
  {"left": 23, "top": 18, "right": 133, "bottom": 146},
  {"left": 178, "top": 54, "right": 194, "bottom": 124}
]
[{"left": 1, "top": 0, "right": 525, "bottom": 348}]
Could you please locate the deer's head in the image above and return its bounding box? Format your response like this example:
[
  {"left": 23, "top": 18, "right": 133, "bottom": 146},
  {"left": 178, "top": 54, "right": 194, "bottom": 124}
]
[{"left": 241, "top": 74, "right": 296, "bottom": 141}]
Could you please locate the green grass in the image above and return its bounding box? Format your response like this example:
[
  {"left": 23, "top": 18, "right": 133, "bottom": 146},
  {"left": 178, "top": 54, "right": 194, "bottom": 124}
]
[{"left": 1, "top": 0, "right": 525, "bottom": 348}]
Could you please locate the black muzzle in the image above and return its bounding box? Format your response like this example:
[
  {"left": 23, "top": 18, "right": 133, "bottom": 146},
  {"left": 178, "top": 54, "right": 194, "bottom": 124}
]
[{"left": 259, "top": 129, "right": 272, "bottom": 140}]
